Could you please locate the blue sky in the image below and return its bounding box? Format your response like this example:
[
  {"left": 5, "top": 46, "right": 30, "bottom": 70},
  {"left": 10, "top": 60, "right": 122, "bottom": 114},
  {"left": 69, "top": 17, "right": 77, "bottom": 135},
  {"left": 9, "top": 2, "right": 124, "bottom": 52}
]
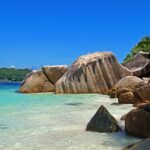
[{"left": 0, "top": 0, "right": 150, "bottom": 68}]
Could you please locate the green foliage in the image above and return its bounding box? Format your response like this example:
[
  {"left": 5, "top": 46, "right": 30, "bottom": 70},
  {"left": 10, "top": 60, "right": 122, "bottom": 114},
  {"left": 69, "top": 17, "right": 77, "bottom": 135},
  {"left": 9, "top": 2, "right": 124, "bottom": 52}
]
[
  {"left": 0, "top": 68, "right": 31, "bottom": 82},
  {"left": 123, "top": 37, "right": 150, "bottom": 63}
]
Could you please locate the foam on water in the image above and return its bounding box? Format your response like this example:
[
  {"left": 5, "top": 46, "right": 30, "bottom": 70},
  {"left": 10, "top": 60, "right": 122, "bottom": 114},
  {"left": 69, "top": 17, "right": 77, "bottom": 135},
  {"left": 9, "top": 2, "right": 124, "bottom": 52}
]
[{"left": 0, "top": 83, "right": 140, "bottom": 150}]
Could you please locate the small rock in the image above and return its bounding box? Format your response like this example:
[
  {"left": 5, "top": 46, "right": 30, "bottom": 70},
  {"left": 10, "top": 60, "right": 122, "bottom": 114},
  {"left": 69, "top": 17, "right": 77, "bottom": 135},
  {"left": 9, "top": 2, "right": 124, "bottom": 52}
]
[
  {"left": 118, "top": 92, "right": 135, "bottom": 104},
  {"left": 86, "top": 105, "right": 121, "bottom": 133},
  {"left": 109, "top": 91, "right": 117, "bottom": 98}
]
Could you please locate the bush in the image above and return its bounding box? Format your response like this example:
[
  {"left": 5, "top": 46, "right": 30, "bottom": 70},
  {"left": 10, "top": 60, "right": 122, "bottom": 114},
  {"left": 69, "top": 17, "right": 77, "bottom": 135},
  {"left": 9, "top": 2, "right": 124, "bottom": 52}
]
[
  {"left": 123, "top": 37, "right": 150, "bottom": 63},
  {"left": 0, "top": 68, "right": 31, "bottom": 82}
]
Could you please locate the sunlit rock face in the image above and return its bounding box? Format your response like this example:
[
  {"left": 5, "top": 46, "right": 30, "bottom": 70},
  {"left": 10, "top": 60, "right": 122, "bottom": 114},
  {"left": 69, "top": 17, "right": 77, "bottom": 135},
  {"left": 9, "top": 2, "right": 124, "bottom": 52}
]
[
  {"left": 20, "top": 70, "right": 55, "bottom": 93},
  {"left": 20, "top": 65, "right": 68, "bottom": 93},
  {"left": 112, "top": 76, "right": 145, "bottom": 91},
  {"left": 56, "top": 52, "right": 132, "bottom": 94},
  {"left": 42, "top": 65, "right": 68, "bottom": 84}
]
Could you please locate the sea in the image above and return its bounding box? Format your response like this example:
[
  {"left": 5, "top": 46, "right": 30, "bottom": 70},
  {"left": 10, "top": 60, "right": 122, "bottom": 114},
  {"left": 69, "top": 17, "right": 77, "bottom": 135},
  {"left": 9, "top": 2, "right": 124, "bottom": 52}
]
[{"left": 0, "top": 82, "right": 140, "bottom": 150}]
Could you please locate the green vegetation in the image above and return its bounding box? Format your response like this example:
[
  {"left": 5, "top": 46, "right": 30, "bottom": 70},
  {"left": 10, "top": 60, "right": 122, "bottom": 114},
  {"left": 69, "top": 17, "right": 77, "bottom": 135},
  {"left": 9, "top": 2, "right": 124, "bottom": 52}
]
[
  {"left": 123, "top": 37, "right": 150, "bottom": 63},
  {"left": 0, "top": 68, "right": 31, "bottom": 82}
]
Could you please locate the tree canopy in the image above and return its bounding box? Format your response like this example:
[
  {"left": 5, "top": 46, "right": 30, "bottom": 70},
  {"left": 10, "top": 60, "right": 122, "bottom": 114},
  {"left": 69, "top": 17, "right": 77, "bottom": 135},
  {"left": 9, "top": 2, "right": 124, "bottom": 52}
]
[
  {"left": 123, "top": 37, "right": 150, "bottom": 63},
  {"left": 0, "top": 68, "right": 31, "bottom": 82}
]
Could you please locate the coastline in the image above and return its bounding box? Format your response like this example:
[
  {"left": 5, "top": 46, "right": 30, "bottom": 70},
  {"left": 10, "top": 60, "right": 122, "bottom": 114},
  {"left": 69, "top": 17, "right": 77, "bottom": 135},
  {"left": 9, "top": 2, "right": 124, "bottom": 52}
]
[
  {"left": 0, "top": 81, "right": 22, "bottom": 84},
  {"left": 0, "top": 83, "right": 140, "bottom": 150},
  {"left": 1, "top": 51, "right": 150, "bottom": 149}
]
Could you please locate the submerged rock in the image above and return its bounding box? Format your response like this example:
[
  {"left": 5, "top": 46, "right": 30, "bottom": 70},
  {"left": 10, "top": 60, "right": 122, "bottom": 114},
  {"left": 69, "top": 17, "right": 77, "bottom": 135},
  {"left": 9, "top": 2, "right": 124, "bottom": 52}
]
[
  {"left": 65, "top": 102, "right": 83, "bottom": 106},
  {"left": 124, "top": 51, "right": 150, "bottom": 77},
  {"left": 56, "top": 52, "right": 132, "bottom": 94},
  {"left": 86, "top": 105, "right": 121, "bottom": 133},
  {"left": 122, "top": 138, "right": 150, "bottom": 150},
  {"left": 125, "top": 104, "right": 150, "bottom": 138},
  {"left": 20, "top": 70, "right": 55, "bottom": 93}
]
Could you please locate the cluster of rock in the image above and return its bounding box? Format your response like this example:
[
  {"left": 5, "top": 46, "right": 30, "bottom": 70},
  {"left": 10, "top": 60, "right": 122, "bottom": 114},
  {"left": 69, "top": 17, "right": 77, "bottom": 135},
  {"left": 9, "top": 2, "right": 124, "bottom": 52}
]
[
  {"left": 20, "top": 52, "right": 132, "bottom": 94},
  {"left": 108, "top": 52, "right": 150, "bottom": 149},
  {"left": 85, "top": 104, "right": 150, "bottom": 149},
  {"left": 109, "top": 76, "right": 150, "bottom": 104},
  {"left": 56, "top": 52, "right": 132, "bottom": 94},
  {"left": 20, "top": 65, "right": 68, "bottom": 93},
  {"left": 19, "top": 51, "right": 150, "bottom": 149},
  {"left": 109, "top": 51, "right": 150, "bottom": 105},
  {"left": 124, "top": 51, "right": 150, "bottom": 77}
]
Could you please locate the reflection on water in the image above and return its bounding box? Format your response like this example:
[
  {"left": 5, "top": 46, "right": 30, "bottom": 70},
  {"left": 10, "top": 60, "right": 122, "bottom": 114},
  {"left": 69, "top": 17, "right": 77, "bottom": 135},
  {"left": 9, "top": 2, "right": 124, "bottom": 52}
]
[{"left": 65, "top": 102, "right": 84, "bottom": 106}]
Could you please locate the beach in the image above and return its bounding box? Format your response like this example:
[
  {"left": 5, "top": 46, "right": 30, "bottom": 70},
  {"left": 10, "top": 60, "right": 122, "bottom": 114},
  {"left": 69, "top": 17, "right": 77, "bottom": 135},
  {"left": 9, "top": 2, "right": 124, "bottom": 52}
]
[{"left": 0, "top": 83, "right": 140, "bottom": 150}]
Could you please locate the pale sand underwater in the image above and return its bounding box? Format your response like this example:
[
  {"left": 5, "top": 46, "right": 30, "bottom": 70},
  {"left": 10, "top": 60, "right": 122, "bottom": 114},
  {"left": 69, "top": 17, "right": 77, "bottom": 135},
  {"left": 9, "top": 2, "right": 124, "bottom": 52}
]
[{"left": 0, "top": 83, "right": 140, "bottom": 150}]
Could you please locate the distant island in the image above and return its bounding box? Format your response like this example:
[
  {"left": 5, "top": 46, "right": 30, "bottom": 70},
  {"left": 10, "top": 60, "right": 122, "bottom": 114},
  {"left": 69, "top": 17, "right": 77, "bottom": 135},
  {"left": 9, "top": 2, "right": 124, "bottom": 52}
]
[{"left": 0, "top": 68, "right": 31, "bottom": 82}]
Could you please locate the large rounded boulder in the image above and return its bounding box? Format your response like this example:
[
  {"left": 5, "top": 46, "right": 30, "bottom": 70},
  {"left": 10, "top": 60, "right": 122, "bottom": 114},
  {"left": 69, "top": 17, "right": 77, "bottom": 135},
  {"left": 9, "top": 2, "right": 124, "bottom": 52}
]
[
  {"left": 20, "top": 70, "right": 55, "bottom": 93},
  {"left": 112, "top": 76, "right": 145, "bottom": 91},
  {"left": 56, "top": 52, "right": 132, "bottom": 94},
  {"left": 110, "top": 76, "right": 146, "bottom": 104},
  {"left": 86, "top": 105, "right": 121, "bottom": 133},
  {"left": 135, "top": 83, "right": 150, "bottom": 102},
  {"left": 125, "top": 104, "right": 150, "bottom": 138},
  {"left": 124, "top": 51, "right": 150, "bottom": 77}
]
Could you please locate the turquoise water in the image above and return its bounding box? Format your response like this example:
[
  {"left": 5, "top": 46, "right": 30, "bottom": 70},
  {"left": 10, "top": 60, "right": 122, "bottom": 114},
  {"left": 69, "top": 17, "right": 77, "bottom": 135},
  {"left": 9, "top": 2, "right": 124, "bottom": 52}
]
[{"left": 0, "top": 83, "right": 140, "bottom": 150}]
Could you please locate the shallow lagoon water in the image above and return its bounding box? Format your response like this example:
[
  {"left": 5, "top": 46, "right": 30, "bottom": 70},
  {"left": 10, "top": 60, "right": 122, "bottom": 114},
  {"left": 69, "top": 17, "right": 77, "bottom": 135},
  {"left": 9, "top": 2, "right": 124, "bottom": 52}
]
[{"left": 0, "top": 83, "right": 140, "bottom": 150}]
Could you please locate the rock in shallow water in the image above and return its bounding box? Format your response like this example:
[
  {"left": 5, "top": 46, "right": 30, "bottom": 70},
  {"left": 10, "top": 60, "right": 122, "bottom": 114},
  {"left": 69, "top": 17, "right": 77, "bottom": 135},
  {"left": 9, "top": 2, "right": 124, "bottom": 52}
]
[
  {"left": 86, "top": 105, "right": 121, "bottom": 133},
  {"left": 125, "top": 104, "right": 150, "bottom": 138},
  {"left": 56, "top": 52, "right": 132, "bottom": 94}
]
